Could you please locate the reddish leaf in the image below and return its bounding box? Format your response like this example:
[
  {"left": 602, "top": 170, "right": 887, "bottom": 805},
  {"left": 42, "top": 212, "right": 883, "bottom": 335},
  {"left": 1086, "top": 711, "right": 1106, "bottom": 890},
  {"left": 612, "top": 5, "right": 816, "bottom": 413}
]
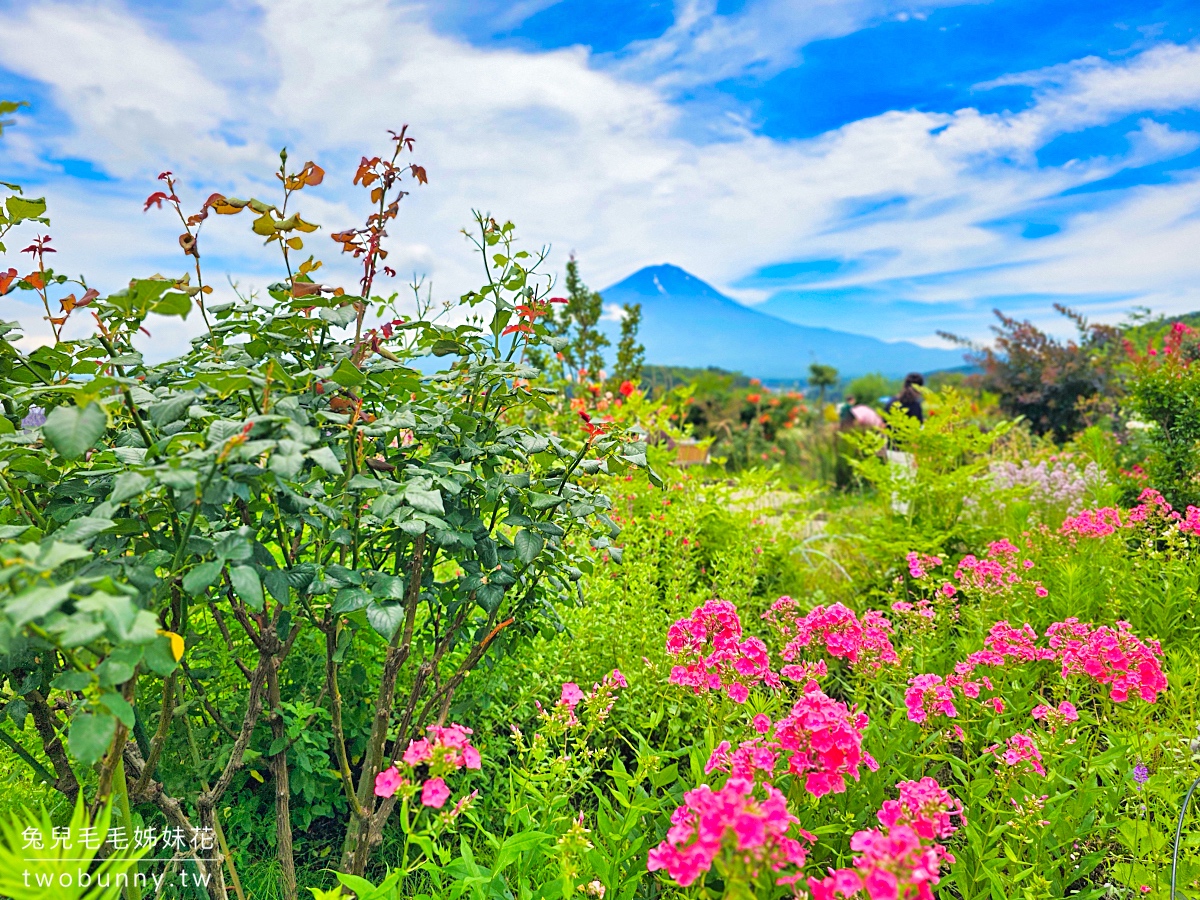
[
  {"left": 144, "top": 191, "right": 170, "bottom": 212},
  {"left": 410, "top": 164, "right": 428, "bottom": 185},
  {"left": 0, "top": 268, "right": 16, "bottom": 295}
]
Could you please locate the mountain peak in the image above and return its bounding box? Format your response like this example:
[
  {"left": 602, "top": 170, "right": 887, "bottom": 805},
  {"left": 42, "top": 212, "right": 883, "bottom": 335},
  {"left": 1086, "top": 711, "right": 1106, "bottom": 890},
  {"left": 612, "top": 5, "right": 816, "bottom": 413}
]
[
  {"left": 599, "top": 263, "right": 965, "bottom": 379},
  {"left": 608, "top": 264, "right": 725, "bottom": 300}
]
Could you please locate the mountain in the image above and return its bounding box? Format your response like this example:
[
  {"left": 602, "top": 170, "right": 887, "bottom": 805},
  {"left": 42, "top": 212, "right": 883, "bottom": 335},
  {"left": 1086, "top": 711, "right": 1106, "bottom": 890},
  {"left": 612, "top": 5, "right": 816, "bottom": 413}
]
[{"left": 598, "top": 265, "right": 964, "bottom": 380}]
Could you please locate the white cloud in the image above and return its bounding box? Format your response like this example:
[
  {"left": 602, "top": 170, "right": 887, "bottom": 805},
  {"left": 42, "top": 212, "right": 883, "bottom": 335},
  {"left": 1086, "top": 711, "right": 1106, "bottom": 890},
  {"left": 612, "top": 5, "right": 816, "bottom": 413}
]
[
  {"left": 0, "top": 0, "right": 1199, "bottom": 354},
  {"left": 613, "top": 0, "right": 973, "bottom": 91}
]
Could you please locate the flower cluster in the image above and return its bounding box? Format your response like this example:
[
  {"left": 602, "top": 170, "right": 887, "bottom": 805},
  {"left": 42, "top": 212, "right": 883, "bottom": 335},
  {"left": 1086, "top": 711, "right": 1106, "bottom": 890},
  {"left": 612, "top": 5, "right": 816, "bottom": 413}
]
[
  {"left": 1046, "top": 618, "right": 1167, "bottom": 703},
  {"left": 951, "top": 540, "right": 1047, "bottom": 599},
  {"left": 666, "top": 600, "right": 779, "bottom": 703},
  {"left": 777, "top": 689, "right": 877, "bottom": 797},
  {"left": 705, "top": 688, "right": 875, "bottom": 799},
  {"left": 646, "top": 777, "right": 816, "bottom": 888},
  {"left": 1061, "top": 488, "right": 1200, "bottom": 538},
  {"left": 807, "top": 778, "right": 963, "bottom": 900},
  {"left": 1031, "top": 700, "right": 1079, "bottom": 732},
  {"left": 987, "top": 730, "right": 1046, "bottom": 777},
  {"left": 764, "top": 599, "right": 899, "bottom": 673},
  {"left": 375, "top": 722, "right": 482, "bottom": 809},
  {"left": 990, "top": 458, "right": 1105, "bottom": 516}
]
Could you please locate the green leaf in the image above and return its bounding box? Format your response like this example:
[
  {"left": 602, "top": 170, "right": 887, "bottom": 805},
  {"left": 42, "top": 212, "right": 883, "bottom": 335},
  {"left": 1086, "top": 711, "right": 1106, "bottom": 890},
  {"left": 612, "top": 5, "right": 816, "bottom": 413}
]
[
  {"left": 143, "top": 634, "right": 181, "bottom": 676},
  {"left": 528, "top": 492, "right": 563, "bottom": 511},
  {"left": 68, "top": 712, "right": 117, "bottom": 766},
  {"left": 183, "top": 560, "right": 224, "bottom": 596},
  {"left": 98, "top": 691, "right": 135, "bottom": 728},
  {"left": 150, "top": 291, "right": 192, "bottom": 319},
  {"left": 109, "top": 472, "right": 151, "bottom": 504},
  {"left": 52, "top": 671, "right": 91, "bottom": 692},
  {"left": 307, "top": 446, "right": 343, "bottom": 476},
  {"left": 5, "top": 195, "right": 47, "bottom": 222},
  {"left": 319, "top": 305, "right": 358, "bottom": 328},
  {"left": 42, "top": 402, "right": 108, "bottom": 459},
  {"left": 7, "top": 583, "right": 71, "bottom": 627},
  {"left": 229, "top": 565, "right": 264, "bottom": 611},
  {"left": 366, "top": 601, "right": 405, "bottom": 639},
  {"left": 330, "top": 358, "right": 366, "bottom": 387},
  {"left": 332, "top": 587, "right": 371, "bottom": 614},
  {"left": 56, "top": 517, "right": 116, "bottom": 543},
  {"left": 514, "top": 529, "right": 543, "bottom": 565},
  {"left": 263, "top": 569, "right": 291, "bottom": 605},
  {"left": 406, "top": 487, "right": 444, "bottom": 515}
]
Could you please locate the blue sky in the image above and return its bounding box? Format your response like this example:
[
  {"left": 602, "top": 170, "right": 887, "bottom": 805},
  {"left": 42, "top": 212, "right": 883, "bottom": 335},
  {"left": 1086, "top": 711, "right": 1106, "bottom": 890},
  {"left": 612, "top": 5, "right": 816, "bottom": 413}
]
[{"left": 2, "top": 0, "right": 1200, "bottom": 355}]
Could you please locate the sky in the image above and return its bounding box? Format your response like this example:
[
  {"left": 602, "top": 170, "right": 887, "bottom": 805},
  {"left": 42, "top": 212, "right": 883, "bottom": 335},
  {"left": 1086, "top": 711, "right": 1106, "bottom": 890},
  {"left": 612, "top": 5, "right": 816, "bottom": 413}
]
[{"left": 1, "top": 0, "right": 1199, "bottom": 357}]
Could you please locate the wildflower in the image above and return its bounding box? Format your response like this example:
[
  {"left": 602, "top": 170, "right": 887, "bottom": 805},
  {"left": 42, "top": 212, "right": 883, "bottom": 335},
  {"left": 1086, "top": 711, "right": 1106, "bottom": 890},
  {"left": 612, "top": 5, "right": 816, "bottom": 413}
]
[
  {"left": 20, "top": 406, "right": 46, "bottom": 430},
  {"left": 764, "top": 600, "right": 898, "bottom": 673},
  {"left": 774, "top": 688, "right": 875, "bottom": 798},
  {"left": 905, "top": 674, "right": 958, "bottom": 724},
  {"left": 876, "top": 777, "right": 965, "bottom": 840},
  {"left": 374, "top": 766, "right": 403, "bottom": 798},
  {"left": 560, "top": 682, "right": 585, "bottom": 709},
  {"left": 1046, "top": 618, "right": 1167, "bottom": 703},
  {"left": 647, "top": 778, "right": 814, "bottom": 888},
  {"left": 421, "top": 777, "right": 451, "bottom": 808},
  {"left": 666, "top": 600, "right": 779, "bottom": 702},
  {"left": 990, "top": 731, "right": 1046, "bottom": 777},
  {"left": 1132, "top": 764, "right": 1150, "bottom": 788}
]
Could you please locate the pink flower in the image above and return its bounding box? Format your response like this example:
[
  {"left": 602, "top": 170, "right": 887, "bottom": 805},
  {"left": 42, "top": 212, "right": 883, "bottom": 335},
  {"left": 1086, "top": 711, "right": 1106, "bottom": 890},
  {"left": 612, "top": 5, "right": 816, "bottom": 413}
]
[
  {"left": 905, "top": 674, "right": 958, "bottom": 724},
  {"left": 1047, "top": 618, "right": 1167, "bottom": 703},
  {"left": 774, "top": 689, "right": 873, "bottom": 798},
  {"left": 764, "top": 600, "right": 898, "bottom": 673},
  {"left": 667, "top": 600, "right": 778, "bottom": 701},
  {"left": 1035, "top": 586, "right": 1049, "bottom": 598},
  {"left": 462, "top": 745, "right": 482, "bottom": 770},
  {"left": 647, "top": 778, "right": 814, "bottom": 888},
  {"left": 374, "top": 766, "right": 403, "bottom": 798},
  {"left": 560, "top": 682, "right": 585, "bottom": 709},
  {"left": 877, "top": 777, "right": 965, "bottom": 841},
  {"left": 402, "top": 738, "right": 432, "bottom": 766},
  {"left": 752, "top": 714, "right": 772, "bottom": 734},
  {"left": 992, "top": 731, "right": 1046, "bottom": 777},
  {"left": 421, "top": 776, "right": 451, "bottom": 808}
]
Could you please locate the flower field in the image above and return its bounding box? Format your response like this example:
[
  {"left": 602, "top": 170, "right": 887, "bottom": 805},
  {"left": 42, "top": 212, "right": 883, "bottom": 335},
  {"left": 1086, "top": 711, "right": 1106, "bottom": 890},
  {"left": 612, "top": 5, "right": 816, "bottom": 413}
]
[{"left": 0, "top": 125, "right": 1198, "bottom": 900}]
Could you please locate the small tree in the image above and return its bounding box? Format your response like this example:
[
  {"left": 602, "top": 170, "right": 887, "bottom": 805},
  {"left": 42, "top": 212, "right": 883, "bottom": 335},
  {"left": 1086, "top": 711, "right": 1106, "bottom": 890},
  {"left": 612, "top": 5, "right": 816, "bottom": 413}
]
[
  {"left": 557, "top": 255, "right": 610, "bottom": 380},
  {"left": 941, "top": 306, "right": 1121, "bottom": 441},
  {"left": 610, "top": 302, "right": 644, "bottom": 389},
  {"left": 808, "top": 363, "right": 838, "bottom": 406}
]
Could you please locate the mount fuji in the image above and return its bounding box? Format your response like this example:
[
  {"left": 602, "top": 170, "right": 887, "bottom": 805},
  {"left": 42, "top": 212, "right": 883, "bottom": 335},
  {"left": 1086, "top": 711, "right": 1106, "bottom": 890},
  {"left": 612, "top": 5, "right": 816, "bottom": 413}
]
[{"left": 598, "top": 265, "right": 964, "bottom": 381}]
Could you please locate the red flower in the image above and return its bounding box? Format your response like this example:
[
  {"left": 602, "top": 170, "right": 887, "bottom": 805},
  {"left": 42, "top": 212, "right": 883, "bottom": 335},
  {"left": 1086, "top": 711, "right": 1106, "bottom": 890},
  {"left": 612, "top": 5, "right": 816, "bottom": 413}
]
[
  {"left": 619, "top": 380, "right": 635, "bottom": 397},
  {"left": 747, "top": 393, "right": 762, "bottom": 404}
]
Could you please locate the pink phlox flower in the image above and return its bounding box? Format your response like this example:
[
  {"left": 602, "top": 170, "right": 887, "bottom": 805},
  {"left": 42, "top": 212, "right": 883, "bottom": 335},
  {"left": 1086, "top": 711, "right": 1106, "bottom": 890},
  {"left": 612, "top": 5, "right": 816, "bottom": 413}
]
[
  {"left": 1047, "top": 618, "right": 1167, "bottom": 703},
  {"left": 421, "top": 776, "right": 451, "bottom": 808},
  {"left": 768, "top": 602, "right": 898, "bottom": 672},
  {"left": 753, "top": 713, "right": 772, "bottom": 734},
  {"left": 774, "top": 688, "right": 871, "bottom": 798},
  {"left": 904, "top": 674, "right": 958, "bottom": 724},
  {"left": 991, "top": 731, "right": 1046, "bottom": 777},
  {"left": 647, "top": 778, "right": 814, "bottom": 888},
  {"left": 374, "top": 766, "right": 404, "bottom": 798},
  {"left": 560, "top": 682, "right": 585, "bottom": 709},
  {"left": 905, "top": 552, "right": 942, "bottom": 579},
  {"left": 668, "top": 600, "right": 776, "bottom": 701},
  {"left": 402, "top": 738, "right": 432, "bottom": 766},
  {"left": 876, "top": 777, "right": 965, "bottom": 840}
]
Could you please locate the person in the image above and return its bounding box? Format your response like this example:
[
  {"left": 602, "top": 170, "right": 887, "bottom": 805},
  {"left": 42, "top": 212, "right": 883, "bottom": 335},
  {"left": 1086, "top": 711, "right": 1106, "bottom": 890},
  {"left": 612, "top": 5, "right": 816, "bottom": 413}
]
[
  {"left": 883, "top": 373, "right": 924, "bottom": 515},
  {"left": 888, "top": 372, "right": 925, "bottom": 423}
]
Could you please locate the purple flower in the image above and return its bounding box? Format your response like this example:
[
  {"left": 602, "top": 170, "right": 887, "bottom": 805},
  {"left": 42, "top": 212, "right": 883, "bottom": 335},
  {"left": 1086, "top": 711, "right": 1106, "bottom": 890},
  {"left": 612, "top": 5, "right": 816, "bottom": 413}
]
[
  {"left": 21, "top": 406, "right": 47, "bottom": 430},
  {"left": 1132, "top": 764, "right": 1150, "bottom": 788}
]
